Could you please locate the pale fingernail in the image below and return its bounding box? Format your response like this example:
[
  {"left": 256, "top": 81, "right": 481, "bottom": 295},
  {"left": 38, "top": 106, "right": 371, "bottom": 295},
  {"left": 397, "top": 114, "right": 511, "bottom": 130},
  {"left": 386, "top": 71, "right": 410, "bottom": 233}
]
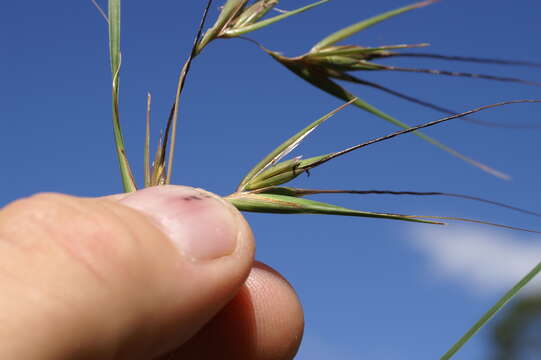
[{"left": 119, "top": 186, "right": 240, "bottom": 261}]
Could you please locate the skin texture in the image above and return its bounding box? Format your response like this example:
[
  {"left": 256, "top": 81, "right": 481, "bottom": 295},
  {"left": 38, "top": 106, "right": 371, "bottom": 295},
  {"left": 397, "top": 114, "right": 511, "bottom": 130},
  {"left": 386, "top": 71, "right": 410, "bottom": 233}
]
[{"left": 0, "top": 185, "right": 303, "bottom": 360}]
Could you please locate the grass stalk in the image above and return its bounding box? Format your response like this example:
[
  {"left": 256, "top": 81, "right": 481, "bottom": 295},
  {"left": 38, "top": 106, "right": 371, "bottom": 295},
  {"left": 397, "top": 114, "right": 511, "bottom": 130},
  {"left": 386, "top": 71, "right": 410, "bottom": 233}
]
[
  {"left": 165, "top": 0, "right": 213, "bottom": 183},
  {"left": 108, "top": 0, "right": 136, "bottom": 192},
  {"left": 441, "top": 262, "right": 541, "bottom": 359}
]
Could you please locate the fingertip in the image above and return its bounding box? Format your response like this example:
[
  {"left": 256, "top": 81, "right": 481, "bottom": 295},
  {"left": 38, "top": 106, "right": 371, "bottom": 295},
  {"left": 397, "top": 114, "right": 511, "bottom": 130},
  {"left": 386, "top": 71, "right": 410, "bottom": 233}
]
[
  {"left": 246, "top": 263, "right": 304, "bottom": 360},
  {"left": 169, "top": 262, "right": 304, "bottom": 360}
]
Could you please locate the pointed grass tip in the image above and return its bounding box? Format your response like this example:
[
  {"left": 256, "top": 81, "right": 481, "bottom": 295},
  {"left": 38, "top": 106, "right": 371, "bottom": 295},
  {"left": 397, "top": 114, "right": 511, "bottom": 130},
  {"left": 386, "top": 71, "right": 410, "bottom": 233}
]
[
  {"left": 227, "top": 188, "right": 541, "bottom": 234},
  {"left": 216, "top": 0, "right": 331, "bottom": 39},
  {"left": 238, "top": 98, "right": 356, "bottom": 191},
  {"left": 226, "top": 192, "right": 444, "bottom": 225}
]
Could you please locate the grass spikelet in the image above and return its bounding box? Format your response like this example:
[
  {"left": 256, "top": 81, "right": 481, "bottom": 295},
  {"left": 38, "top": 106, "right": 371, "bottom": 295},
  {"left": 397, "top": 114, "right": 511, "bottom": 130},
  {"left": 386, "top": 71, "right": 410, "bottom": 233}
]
[{"left": 226, "top": 0, "right": 540, "bottom": 177}]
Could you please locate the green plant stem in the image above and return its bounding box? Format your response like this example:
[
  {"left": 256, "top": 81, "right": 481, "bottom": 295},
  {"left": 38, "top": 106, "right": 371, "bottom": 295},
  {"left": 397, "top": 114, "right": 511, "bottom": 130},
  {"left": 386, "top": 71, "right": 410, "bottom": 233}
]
[
  {"left": 441, "top": 262, "right": 541, "bottom": 359},
  {"left": 165, "top": 0, "right": 213, "bottom": 183},
  {"left": 108, "top": 0, "right": 136, "bottom": 192}
]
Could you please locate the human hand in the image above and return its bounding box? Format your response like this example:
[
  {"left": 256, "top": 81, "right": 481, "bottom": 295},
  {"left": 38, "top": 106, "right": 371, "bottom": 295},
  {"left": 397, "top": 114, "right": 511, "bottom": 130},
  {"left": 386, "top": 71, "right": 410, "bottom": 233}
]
[{"left": 0, "top": 185, "right": 303, "bottom": 360}]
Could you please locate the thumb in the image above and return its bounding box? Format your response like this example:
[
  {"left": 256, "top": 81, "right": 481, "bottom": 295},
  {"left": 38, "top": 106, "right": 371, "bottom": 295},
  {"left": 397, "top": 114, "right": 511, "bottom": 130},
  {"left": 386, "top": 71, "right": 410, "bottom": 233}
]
[{"left": 0, "top": 185, "right": 254, "bottom": 360}]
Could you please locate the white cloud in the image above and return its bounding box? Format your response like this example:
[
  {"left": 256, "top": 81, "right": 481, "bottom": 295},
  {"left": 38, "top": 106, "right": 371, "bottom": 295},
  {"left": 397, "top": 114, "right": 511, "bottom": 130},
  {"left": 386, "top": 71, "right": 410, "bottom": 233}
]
[{"left": 409, "top": 226, "right": 541, "bottom": 295}]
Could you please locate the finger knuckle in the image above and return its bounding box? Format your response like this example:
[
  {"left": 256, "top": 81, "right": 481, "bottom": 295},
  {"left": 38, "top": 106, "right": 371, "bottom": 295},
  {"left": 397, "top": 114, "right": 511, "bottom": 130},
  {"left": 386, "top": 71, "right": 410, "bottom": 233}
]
[
  {"left": 1, "top": 193, "right": 129, "bottom": 261},
  {"left": 0, "top": 193, "right": 74, "bottom": 239}
]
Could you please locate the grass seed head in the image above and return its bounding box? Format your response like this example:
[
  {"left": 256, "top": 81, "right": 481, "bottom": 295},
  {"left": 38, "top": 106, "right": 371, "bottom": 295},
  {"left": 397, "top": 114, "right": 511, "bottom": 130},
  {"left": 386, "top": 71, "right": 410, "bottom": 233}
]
[
  {"left": 102, "top": 2, "right": 541, "bottom": 357},
  {"left": 228, "top": 0, "right": 279, "bottom": 29}
]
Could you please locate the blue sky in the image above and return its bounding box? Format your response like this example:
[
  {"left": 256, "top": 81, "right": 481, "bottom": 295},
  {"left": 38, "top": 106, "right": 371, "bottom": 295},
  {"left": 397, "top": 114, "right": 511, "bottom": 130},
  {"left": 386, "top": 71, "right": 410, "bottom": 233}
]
[{"left": 1, "top": 1, "right": 541, "bottom": 359}]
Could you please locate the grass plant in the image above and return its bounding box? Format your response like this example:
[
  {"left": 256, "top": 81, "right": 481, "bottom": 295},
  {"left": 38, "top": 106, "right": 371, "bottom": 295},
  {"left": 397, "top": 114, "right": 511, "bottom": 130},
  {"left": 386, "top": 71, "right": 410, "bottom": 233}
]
[{"left": 94, "top": 0, "right": 541, "bottom": 358}]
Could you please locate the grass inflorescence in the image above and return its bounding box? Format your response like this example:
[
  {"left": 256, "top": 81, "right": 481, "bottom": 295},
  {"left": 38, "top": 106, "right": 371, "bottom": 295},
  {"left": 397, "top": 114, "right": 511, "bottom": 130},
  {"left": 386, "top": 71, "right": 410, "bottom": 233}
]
[{"left": 94, "top": 1, "right": 541, "bottom": 358}]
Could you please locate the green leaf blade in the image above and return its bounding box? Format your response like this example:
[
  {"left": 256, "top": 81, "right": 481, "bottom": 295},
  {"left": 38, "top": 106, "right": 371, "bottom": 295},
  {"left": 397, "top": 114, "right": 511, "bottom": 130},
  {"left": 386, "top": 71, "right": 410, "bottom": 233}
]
[
  {"left": 144, "top": 92, "right": 151, "bottom": 187},
  {"left": 312, "top": 0, "right": 435, "bottom": 52},
  {"left": 108, "top": 0, "right": 121, "bottom": 74},
  {"left": 108, "top": 0, "right": 136, "bottom": 192},
  {"left": 441, "top": 262, "right": 541, "bottom": 360}
]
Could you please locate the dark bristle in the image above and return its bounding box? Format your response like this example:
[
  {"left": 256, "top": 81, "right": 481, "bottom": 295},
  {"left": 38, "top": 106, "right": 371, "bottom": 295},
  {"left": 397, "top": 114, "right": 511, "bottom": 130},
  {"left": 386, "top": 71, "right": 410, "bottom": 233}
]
[
  {"left": 164, "top": 0, "right": 214, "bottom": 183},
  {"left": 297, "top": 189, "right": 541, "bottom": 218},
  {"left": 337, "top": 74, "right": 541, "bottom": 129},
  {"left": 378, "top": 64, "right": 541, "bottom": 87},
  {"left": 386, "top": 52, "right": 541, "bottom": 68},
  {"left": 303, "top": 99, "right": 541, "bottom": 170}
]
